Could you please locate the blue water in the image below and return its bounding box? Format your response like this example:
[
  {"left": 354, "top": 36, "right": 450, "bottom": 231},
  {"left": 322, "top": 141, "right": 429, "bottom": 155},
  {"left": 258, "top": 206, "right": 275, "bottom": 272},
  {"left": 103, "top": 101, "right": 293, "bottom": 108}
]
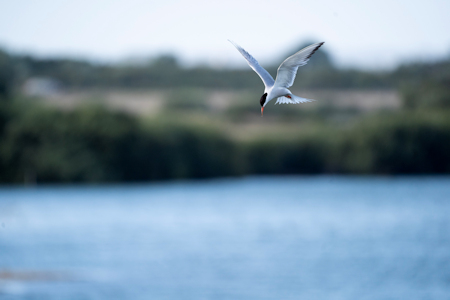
[{"left": 0, "top": 176, "right": 450, "bottom": 300}]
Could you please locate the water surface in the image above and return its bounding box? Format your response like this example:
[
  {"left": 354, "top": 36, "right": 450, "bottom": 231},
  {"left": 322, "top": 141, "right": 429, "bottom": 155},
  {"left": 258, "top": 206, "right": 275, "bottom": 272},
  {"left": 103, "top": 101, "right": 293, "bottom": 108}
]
[{"left": 0, "top": 176, "right": 449, "bottom": 300}]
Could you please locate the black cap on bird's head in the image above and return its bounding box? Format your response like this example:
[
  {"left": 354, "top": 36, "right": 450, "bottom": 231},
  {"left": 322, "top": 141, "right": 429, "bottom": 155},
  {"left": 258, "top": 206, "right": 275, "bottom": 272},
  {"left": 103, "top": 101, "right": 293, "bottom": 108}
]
[{"left": 260, "top": 93, "right": 267, "bottom": 116}]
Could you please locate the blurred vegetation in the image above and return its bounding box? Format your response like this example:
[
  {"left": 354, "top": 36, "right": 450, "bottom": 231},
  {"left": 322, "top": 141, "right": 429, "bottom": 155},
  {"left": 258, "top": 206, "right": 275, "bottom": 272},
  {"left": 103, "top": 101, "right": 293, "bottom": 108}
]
[
  {"left": 0, "top": 101, "right": 242, "bottom": 183},
  {"left": 398, "top": 60, "right": 450, "bottom": 109},
  {"left": 1, "top": 44, "right": 450, "bottom": 183},
  {"left": 0, "top": 49, "right": 15, "bottom": 99},
  {"left": 1, "top": 42, "right": 442, "bottom": 92},
  {"left": 1, "top": 101, "right": 449, "bottom": 183},
  {"left": 164, "top": 88, "right": 209, "bottom": 112},
  {"left": 0, "top": 44, "right": 397, "bottom": 91}
]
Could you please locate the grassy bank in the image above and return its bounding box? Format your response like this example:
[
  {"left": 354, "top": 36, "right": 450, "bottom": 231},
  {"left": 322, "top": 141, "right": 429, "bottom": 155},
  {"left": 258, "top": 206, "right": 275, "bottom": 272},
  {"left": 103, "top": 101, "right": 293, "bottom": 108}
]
[{"left": 1, "top": 99, "right": 449, "bottom": 184}]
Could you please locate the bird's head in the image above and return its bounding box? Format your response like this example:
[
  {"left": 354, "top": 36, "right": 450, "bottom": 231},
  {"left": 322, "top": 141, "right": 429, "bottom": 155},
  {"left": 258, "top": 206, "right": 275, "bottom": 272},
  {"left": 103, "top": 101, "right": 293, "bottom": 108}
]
[{"left": 260, "top": 93, "right": 267, "bottom": 116}]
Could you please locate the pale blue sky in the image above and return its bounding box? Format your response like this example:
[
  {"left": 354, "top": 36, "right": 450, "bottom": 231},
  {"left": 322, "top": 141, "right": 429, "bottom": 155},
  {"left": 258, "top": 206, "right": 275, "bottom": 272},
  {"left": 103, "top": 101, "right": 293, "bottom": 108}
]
[{"left": 1, "top": 0, "right": 449, "bottom": 69}]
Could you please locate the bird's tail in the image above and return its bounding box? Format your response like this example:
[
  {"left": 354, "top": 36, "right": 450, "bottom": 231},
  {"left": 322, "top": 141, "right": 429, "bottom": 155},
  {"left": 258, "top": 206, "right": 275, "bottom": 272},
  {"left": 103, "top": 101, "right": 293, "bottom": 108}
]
[{"left": 275, "top": 95, "right": 315, "bottom": 104}]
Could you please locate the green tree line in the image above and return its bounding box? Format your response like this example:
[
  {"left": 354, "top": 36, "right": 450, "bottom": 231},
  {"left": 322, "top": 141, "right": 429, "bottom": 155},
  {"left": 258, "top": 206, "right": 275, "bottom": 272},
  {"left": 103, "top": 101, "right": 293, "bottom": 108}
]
[
  {"left": 2, "top": 44, "right": 450, "bottom": 95},
  {"left": 1, "top": 101, "right": 450, "bottom": 184},
  {"left": 3, "top": 44, "right": 446, "bottom": 91},
  {"left": 1, "top": 44, "right": 450, "bottom": 183}
]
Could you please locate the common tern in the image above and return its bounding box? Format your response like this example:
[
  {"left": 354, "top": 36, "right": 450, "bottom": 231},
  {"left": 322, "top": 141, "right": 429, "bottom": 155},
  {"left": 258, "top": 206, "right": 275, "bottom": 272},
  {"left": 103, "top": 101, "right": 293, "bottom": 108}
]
[{"left": 228, "top": 40, "right": 324, "bottom": 116}]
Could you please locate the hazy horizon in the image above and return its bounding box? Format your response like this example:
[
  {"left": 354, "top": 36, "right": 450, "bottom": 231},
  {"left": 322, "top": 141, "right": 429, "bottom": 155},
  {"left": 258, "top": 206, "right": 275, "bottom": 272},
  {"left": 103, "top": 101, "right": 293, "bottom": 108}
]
[{"left": 1, "top": 0, "right": 449, "bottom": 70}]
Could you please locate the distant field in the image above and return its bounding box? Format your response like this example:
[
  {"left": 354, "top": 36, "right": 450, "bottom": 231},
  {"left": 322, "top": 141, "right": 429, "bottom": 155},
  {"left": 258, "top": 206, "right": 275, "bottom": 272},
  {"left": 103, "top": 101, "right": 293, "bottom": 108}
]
[{"left": 38, "top": 88, "right": 400, "bottom": 115}]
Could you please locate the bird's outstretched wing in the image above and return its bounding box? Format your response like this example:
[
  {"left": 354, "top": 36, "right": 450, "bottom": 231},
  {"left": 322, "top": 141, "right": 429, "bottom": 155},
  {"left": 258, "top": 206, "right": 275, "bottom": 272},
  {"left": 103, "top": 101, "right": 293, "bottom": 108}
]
[
  {"left": 275, "top": 95, "right": 314, "bottom": 104},
  {"left": 274, "top": 42, "right": 324, "bottom": 89},
  {"left": 228, "top": 40, "right": 275, "bottom": 89}
]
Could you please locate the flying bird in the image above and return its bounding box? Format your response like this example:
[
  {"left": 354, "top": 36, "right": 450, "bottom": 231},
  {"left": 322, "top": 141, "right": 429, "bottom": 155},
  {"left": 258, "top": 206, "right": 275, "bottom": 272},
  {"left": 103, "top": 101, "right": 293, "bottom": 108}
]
[{"left": 228, "top": 40, "right": 324, "bottom": 116}]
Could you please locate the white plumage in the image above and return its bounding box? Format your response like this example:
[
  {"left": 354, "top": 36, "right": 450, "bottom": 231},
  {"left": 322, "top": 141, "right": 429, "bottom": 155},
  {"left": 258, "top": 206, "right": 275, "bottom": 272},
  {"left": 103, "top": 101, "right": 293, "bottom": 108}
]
[
  {"left": 275, "top": 95, "right": 313, "bottom": 105},
  {"left": 228, "top": 40, "right": 324, "bottom": 115}
]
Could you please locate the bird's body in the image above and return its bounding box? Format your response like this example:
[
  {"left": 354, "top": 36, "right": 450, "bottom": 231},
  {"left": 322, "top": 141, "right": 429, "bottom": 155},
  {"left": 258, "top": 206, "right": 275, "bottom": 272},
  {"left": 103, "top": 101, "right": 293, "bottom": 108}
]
[{"left": 228, "top": 40, "right": 324, "bottom": 115}]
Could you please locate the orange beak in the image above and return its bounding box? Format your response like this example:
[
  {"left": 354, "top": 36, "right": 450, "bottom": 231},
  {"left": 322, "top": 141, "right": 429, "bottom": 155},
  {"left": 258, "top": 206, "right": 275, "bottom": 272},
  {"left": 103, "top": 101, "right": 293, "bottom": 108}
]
[{"left": 261, "top": 106, "right": 264, "bottom": 117}]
